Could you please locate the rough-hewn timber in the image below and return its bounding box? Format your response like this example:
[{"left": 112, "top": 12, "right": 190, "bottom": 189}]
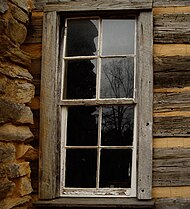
[
  {"left": 153, "top": 116, "right": 190, "bottom": 137},
  {"left": 153, "top": 148, "right": 190, "bottom": 186},
  {"left": 154, "top": 56, "right": 190, "bottom": 88},
  {"left": 154, "top": 13, "right": 190, "bottom": 44},
  {"left": 154, "top": 0, "right": 190, "bottom": 7}
]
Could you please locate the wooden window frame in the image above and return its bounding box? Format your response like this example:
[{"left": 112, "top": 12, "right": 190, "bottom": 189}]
[{"left": 38, "top": 0, "right": 153, "bottom": 206}]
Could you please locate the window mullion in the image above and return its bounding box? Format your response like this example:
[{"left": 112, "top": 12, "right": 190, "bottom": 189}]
[{"left": 96, "top": 107, "right": 102, "bottom": 189}]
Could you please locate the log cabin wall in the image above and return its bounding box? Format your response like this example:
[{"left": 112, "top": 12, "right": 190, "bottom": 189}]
[{"left": 1, "top": 0, "right": 189, "bottom": 208}]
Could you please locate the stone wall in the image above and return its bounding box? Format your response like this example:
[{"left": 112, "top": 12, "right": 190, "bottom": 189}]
[{"left": 0, "top": 0, "right": 37, "bottom": 208}]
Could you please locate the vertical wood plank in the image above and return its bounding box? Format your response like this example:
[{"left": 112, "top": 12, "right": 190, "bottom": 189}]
[
  {"left": 137, "top": 11, "right": 153, "bottom": 200},
  {"left": 39, "top": 11, "right": 59, "bottom": 199}
]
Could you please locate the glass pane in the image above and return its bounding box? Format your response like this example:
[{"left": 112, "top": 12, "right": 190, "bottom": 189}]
[
  {"left": 65, "top": 149, "right": 97, "bottom": 188},
  {"left": 101, "top": 106, "right": 134, "bottom": 146},
  {"left": 67, "top": 106, "right": 98, "bottom": 146},
  {"left": 100, "top": 58, "right": 134, "bottom": 98},
  {"left": 66, "top": 19, "right": 98, "bottom": 56},
  {"left": 100, "top": 149, "right": 132, "bottom": 188},
  {"left": 64, "top": 59, "right": 97, "bottom": 99},
  {"left": 102, "top": 19, "right": 135, "bottom": 55}
]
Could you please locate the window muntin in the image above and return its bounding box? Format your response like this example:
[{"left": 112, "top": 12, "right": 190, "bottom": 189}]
[{"left": 60, "top": 16, "right": 137, "bottom": 197}]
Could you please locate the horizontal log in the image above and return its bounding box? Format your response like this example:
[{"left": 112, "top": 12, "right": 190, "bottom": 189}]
[
  {"left": 154, "top": 13, "right": 190, "bottom": 44},
  {"left": 153, "top": 148, "right": 190, "bottom": 186},
  {"left": 154, "top": 147, "right": 190, "bottom": 159},
  {"left": 154, "top": 89, "right": 190, "bottom": 113},
  {"left": 153, "top": 0, "right": 190, "bottom": 7},
  {"left": 153, "top": 116, "right": 190, "bottom": 137},
  {"left": 154, "top": 56, "right": 190, "bottom": 88},
  {"left": 155, "top": 198, "right": 190, "bottom": 209}
]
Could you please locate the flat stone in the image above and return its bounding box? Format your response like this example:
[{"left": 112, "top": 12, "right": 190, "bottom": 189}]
[
  {"left": 10, "top": 0, "right": 30, "bottom": 13},
  {"left": 0, "top": 164, "right": 6, "bottom": 177},
  {"left": 0, "top": 123, "right": 34, "bottom": 142},
  {"left": 0, "top": 74, "right": 7, "bottom": 94},
  {"left": 0, "top": 75, "right": 35, "bottom": 104},
  {"left": 0, "top": 99, "right": 34, "bottom": 124},
  {"left": 6, "top": 46, "right": 31, "bottom": 67},
  {"left": 0, "top": 35, "right": 31, "bottom": 67},
  {"left": 7, "top": 16, "right": 27, "bottom": 45},
  {"left": 7, "top": 162, "right": 31, "bottom": 178},
  {"left": 0, "top": 142, "right": 16, "bottom": 163},
  {"left": 17, "top": 176, "right": 33, "bottom": 196},
  {"left": 0, "top": 0, "right": 8, "bottom": 13},
  {"left": 0, "top": 61, "right": 33, "bottom": 80},
  {"left": 16, "top": 144, "right": 38, "bottom": 161},
  {"left": 2, "top": 195, "right": 31, "bottom": 209},
  {"left": 0, "top": 178, "right": 15, "bottom": 200},
  {"left": 9, "top": 3, "right": 29, "bottom": 24}
]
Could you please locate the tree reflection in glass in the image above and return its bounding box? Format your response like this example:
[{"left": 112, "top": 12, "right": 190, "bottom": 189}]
[
  {"left": 101, "top": 105, "right": 134, "bottom": 146},
  {"left": 100, "top": 58, "right": 134, "bottom": 98}
]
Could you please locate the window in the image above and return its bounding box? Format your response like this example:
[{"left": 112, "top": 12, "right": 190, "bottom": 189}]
[
  {"left": 38, "top": 0, "right": 153, "bottom": 206},
  {"left": 60, "top": 17, "right": 137, "bottom": 197}
]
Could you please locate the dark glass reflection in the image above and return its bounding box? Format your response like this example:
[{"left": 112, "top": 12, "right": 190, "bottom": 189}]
[
  {"left": 101, "top": 106, "right": 134, "bottom": 146},
  {"left": 67, "top": 106, "right": 98, "bottom": 146},
  {"left": 66, "top": 19, "right": 98, "bottom": 56},
  {"left": 65, "top": 149, "right": 97, "bottom": 188},
  {"left": 100, "top": 149, "right": 132, "bottom": 188},
  {"left": 65, "top": 59, "right": 96, "bottom": 99},
  {"left": 102, "top": 19, "right": 135, "bottom": 55},
  {"left": 100, "top": 58, "right": 134, "bottom": 98}
]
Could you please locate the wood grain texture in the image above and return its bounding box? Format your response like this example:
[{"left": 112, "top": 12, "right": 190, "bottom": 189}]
[
  {"left": 153, "top": 0, "right": 190, "bottom": 7},
  {"left": 154, "top": 56, "right": 190, "bottom": 88},
  {"left": 44, "top": 0, "right": 152, "bottom": 12},
  {"left": 154, "top": 89, "right": 190, "bottom": 113},
  {"left": 153, "top": 148, "right": 190, "bottom": 186},
  {"left": 155, "top": 198, "right": 190, "bottom": 209},
  {"left": 34, "top": 197, "right": 155, "bottom": 208},
  {"left": 137, "top": 11, "right": 153, "bottom": 200},
  {"left": 153, "top": 116, "right": 190, "bottom": 137},
  {"left": 39, "top": 11, "right": 60, "bottom": 199},
  {"left": 154, "top": 13, "right": 190, "bottom": 44}
]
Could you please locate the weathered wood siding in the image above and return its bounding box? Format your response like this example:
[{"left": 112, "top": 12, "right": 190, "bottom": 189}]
[{"left": 24, "top": 0, "right": 190, "bottom": 207}]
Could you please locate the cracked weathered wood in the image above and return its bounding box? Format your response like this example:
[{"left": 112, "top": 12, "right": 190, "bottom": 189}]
[
  {"left": 153, "top": 148, "right": 190, "bottom": 186},
  {"left": 153, "top": 0, "right": 190, "bottom": 7},
  {"left": 154, "top": 13, "right": 190, "bottom": 44},
  {"left": 154, "top": 56, "right": 190, "bottom": 88}
]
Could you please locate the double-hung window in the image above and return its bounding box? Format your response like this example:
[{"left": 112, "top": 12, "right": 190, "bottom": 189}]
[
  {"left": 38, "top": 0, "right": 153, "bottom": 206},
  {"left": 61, "top": 16, "right": 137, "bottom": 197}
]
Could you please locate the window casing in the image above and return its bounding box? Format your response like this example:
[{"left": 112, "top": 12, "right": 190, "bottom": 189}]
[{"left": 39, "top": 1, "right": 153, "bottom": 203}]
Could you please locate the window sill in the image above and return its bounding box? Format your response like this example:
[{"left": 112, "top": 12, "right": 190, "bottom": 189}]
[{"left": 33, "top": 197, "right": 155, "bottom": 208}]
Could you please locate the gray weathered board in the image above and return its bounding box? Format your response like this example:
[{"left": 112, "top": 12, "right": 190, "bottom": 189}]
[
  {"left": 153, "top": 116, "right": 190, "bottom": 137},
  {"left": 155, "top": 198, "right": 190, "bottom": 209},
  {"left": 154, "top": 90, "right": 190, "bottom": 113},
  {"left": 153, "top": 0, "right": 190, "bottom": 7},
  {"left": 153, "top": 148, "right": 190, "bottom": 186},
  {"left": 154, "top": 56, "right": 190, "bottom": 88},
  {"left": 154, "top": 13, "right": 190, "bottom": 44}
]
